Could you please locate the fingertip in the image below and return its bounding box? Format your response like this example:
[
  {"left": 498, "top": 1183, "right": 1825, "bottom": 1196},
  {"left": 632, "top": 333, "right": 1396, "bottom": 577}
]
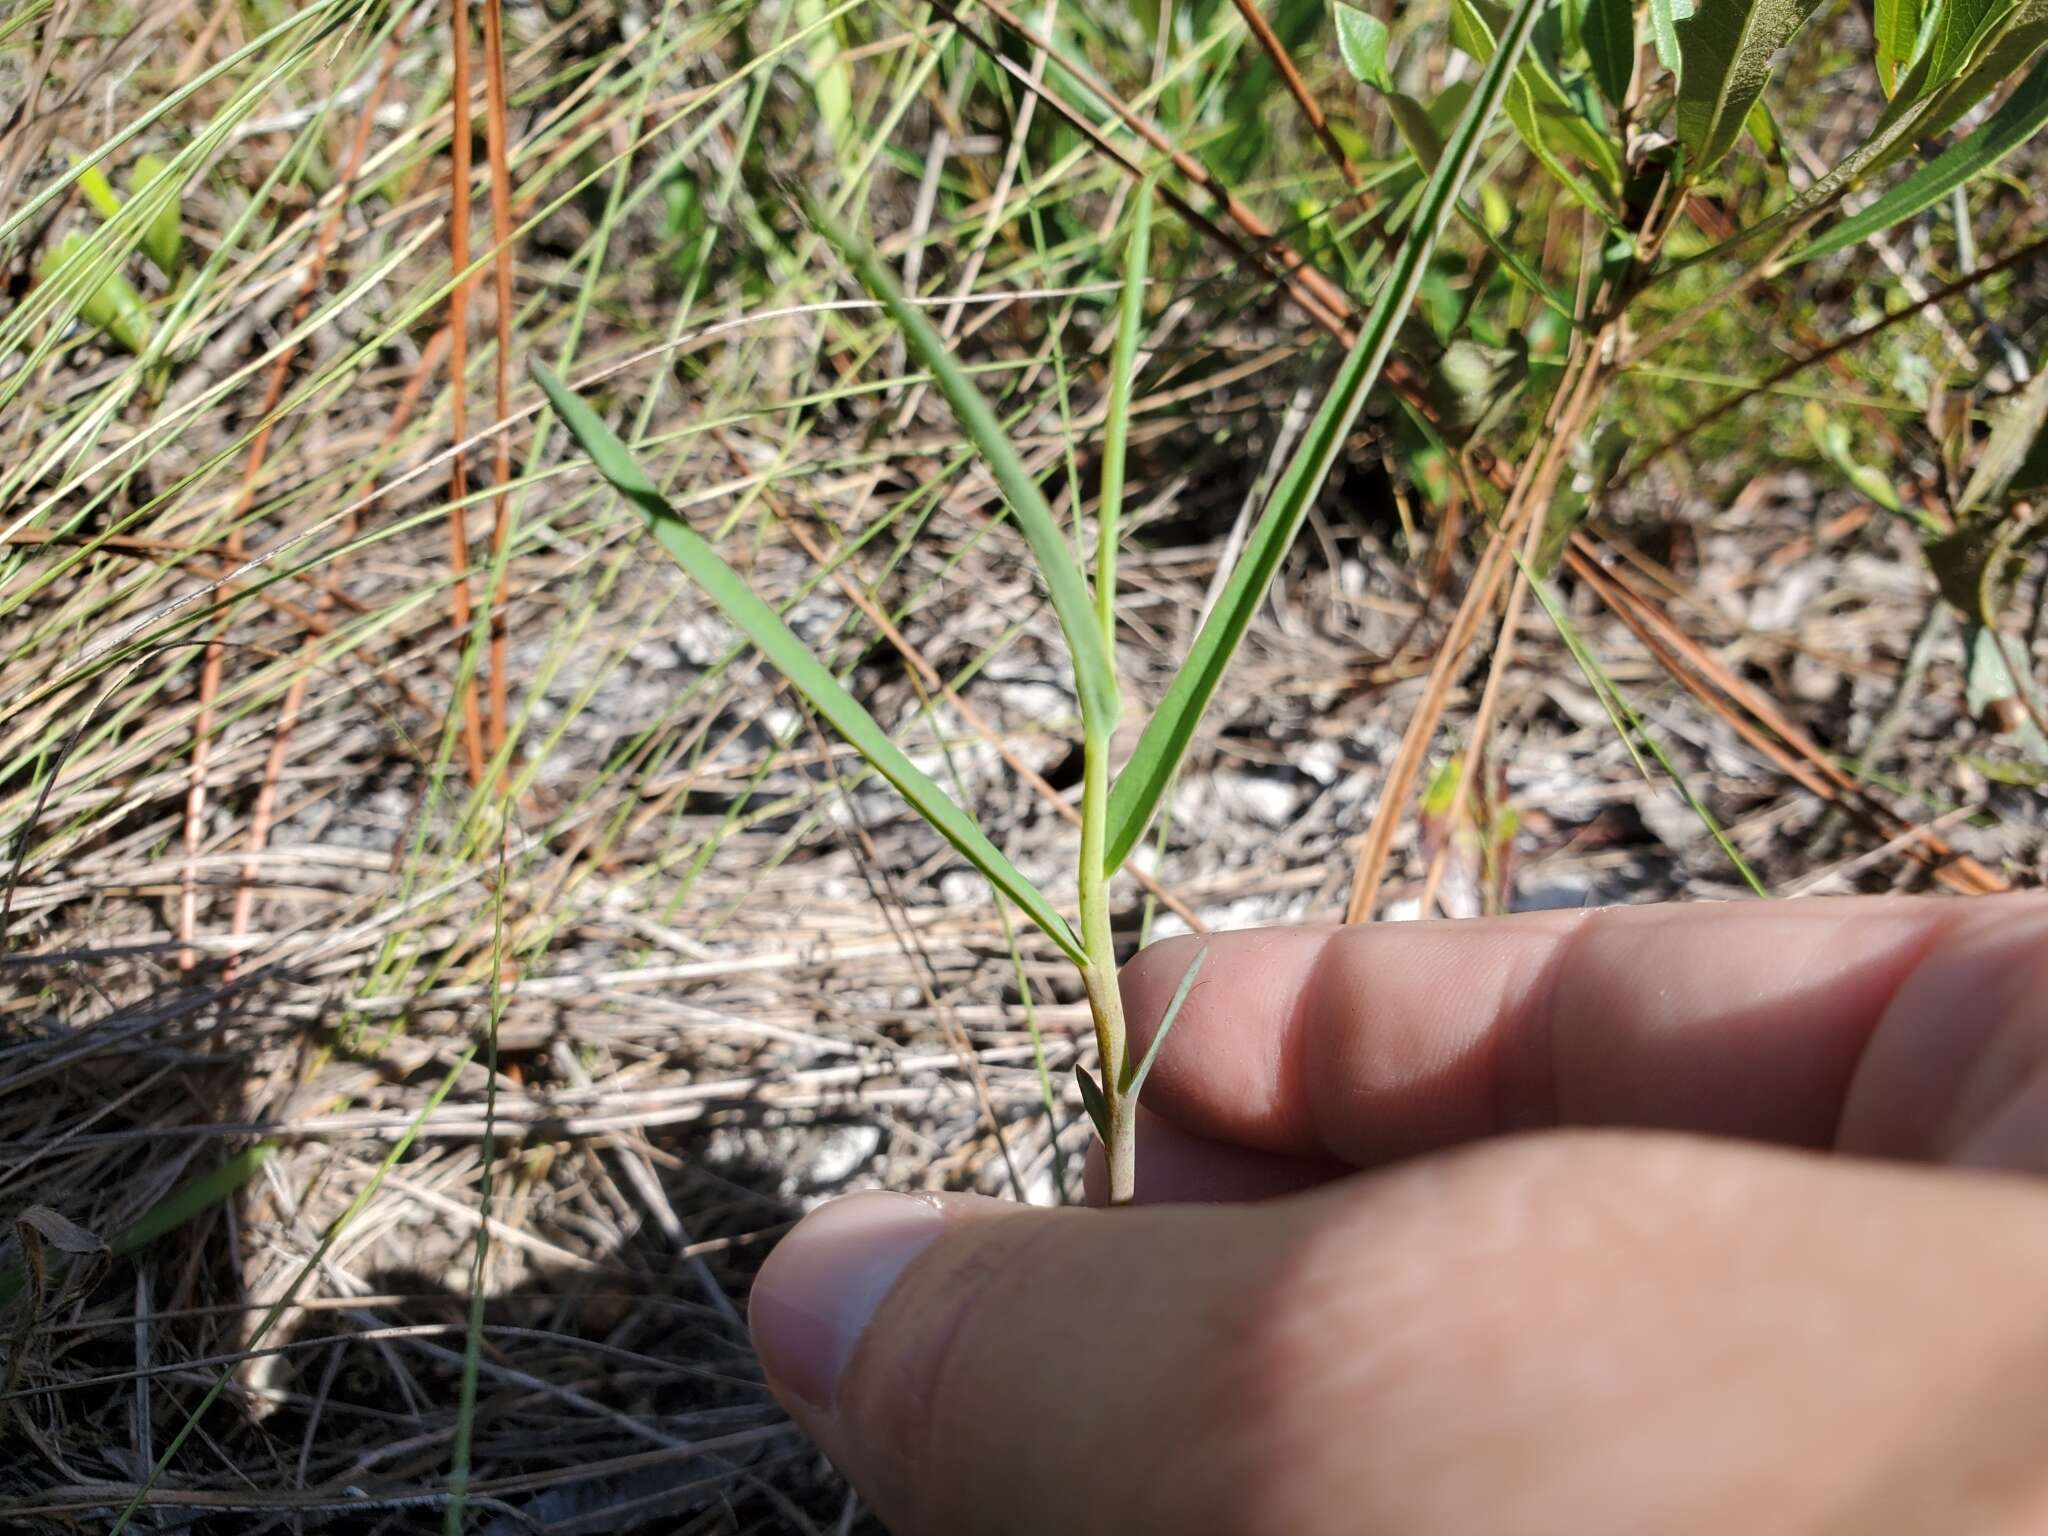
[{"left": 749, "top": 1191, "right": 949, "bottom": 1411}]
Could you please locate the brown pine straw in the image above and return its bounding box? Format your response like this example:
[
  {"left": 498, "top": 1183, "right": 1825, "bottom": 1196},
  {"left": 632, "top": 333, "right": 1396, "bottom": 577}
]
[
  {"left": 230, "top": 324, "right": 454, "bottom": 954},
  {"left": 178, "top": 39, "right": 404, "bottom": 975},
  {"left": 1563, "top": 541, "right": 2006, "bottom": 896},
  {"left": 1225, "top": 0, "right": 1370, "bottom": 211}
]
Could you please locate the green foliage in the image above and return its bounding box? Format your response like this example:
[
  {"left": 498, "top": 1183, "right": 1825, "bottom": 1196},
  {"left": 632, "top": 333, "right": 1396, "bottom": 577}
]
[
  {"left": 1335, "top": 3, "right": 1394, "bottom": 89},
  {"left": 1075, "top": 1062, "right": 1111, "bottom": 1141},
  {"left": 1799, "top": 50, "right": 2048, "bottom": 259},
  {"left": 0, "top": 1144, "right": 272, "bottom": 1307},
  {"left": 1675, "top": 0, "right": 1828, "bottom": 178},
  {"left": 37, "top": 232, "right": 149, "bottom": 353},
  {"left": 76, "top": 161, "right": 123, "bottom": 220},
  {"left": 1097, "top": 178, "right": 1154, "bottom": 642},
  {"left": 1451, "top": 0, "right": 1624, "bottom": 220},
  {"left": 130, "top": 152, "right": 185, "bottom": 277},
  {"left": 1582, "top": 0, "right": 1638, "bottom": 105},
  {"left": 1652, "top": 0, "right": 1696, "bottom": 74},
  {"left": 1804, "top": 401, "right": 1907, "bottom": 515},
  {"left": 1107, "top": 0, "right": 1553, "bottom": 874},
  {"left": 1120, "top": 944, "right": 1206, "bottom": 1098},
  {"left": 1335, "top": 3, "right": 1448, "bottom": 168},
  {"left": 801, "top": 191, "right": 1120, "bottom": 737},
  {"left": 1874, "top": 0, "right": 1929, "bottom": 92}
]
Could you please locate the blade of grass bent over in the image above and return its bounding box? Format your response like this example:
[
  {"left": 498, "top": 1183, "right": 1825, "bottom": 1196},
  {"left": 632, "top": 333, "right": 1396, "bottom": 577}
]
[
  {"left": 799, "top": 188, "right": 1120, "bottom": 738},
  {"left": 533, "top": 361, "right": 1086, "bottom": 965},
  {"left": 1101, "top": 0, "right": 1548, "bottom": 876}
]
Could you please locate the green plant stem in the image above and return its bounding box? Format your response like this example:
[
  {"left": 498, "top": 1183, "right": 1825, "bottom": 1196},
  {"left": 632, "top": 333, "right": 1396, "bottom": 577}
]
[{"left": 1077, "top": 714, "right": 1133, "bottom": 1201}]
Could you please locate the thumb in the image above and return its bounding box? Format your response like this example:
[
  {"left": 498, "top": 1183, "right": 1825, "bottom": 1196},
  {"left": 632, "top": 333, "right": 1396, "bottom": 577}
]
[{"left": 747, "top": 1187, "right": 1318, "bottom": 1536}]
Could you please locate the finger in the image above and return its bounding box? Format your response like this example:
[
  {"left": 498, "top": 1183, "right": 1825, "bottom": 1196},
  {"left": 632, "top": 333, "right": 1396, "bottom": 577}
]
[
  {"left": 750, "top": 1138, "right": 2048, "bottom": 1536},
  {"left": 1080, "top": 1106, "right": 1346, "bottom": 1205},
  {"left": 1118, "top": 896, "right": 2048, "bottom": 1166}
]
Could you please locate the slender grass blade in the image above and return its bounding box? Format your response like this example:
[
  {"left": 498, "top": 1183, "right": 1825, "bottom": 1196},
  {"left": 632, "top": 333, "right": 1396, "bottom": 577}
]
[
  {"left": 534, "top": 361, "right": 1086, "bottom": 964},
  {"left": 1097, "top": 178, "right": 1154, "bottom": 645},
  {"left": 1102, "top": 0, "right": 1550, "bottom": 875},
  {"left": 1120, "top": 943, "right": 1205, "bottom": 1100},
  {"left": 800, "top": 190, "right": 1120, "bottom": 737}
]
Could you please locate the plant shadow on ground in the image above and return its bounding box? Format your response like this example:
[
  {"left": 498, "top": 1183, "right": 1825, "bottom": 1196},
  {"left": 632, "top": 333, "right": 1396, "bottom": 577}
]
[{"left": 0, "top": 962, "right": 909, "bottom": 1535}]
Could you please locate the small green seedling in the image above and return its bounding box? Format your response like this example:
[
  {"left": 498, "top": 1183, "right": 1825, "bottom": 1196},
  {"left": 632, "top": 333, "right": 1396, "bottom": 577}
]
[
  {"left": 37, "top": 232, "right": 150, "bottom": 354},
  {"left": 38, "top": 154, "right": 186, "bottom": 356},
  {"left": 535, "top": 2, "right": 1541, "bottom": 1198},
  {"left": 130, "top": 153, "right": 187, "bottom": 280}
]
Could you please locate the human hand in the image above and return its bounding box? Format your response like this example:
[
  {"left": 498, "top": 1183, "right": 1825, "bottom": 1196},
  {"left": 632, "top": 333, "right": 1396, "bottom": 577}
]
[{"left": 747, "top": 897, "right": 2048, "bottom": 1534}]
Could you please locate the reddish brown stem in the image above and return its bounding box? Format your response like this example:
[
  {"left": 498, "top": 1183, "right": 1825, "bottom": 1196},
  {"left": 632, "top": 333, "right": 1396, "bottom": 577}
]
[
  {"left": 182, "top": 40, "right": 403, "bottom": 974},
  {"left": 480, "top": 0, "right": 517, "bottom": 785},
  {"left": 446, "top": 0, "right": 488, "bottom": 788},
  {"left": 1227, "top": 0, "right": 1370, "bottom": 214}
]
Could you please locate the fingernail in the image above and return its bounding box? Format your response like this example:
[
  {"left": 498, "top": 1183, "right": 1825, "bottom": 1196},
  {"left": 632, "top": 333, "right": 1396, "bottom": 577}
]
[{"left": 749, "top": 1190, "right": 947, "bottom": 1410}]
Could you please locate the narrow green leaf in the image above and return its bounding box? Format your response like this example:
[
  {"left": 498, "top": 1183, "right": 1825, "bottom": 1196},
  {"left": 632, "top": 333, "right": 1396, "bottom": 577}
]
[
  {"left": 1959, "top": 365, "right": 2048, "bottom": 514},
  {"left": 1909, "top": 4, "right": 2048, "bottom": 148},
  {"left": 1675, "top": 0, "right": 1828, "bottom": 178},
  {"left": 1701, "top": 2, "right": 2047, "bottom": 265},
  {"left": 1886, "top": 0, "right": 2014, "bottom": 118},
  {"left": 1745, "top": 95, "right": 1783, "bottom": 159},
  {"left": 1875, "top": 0, "right": 1928, "bottom": 90},
  {"left": 1074, "top": 1063, "right": 1111, "bottom": 1142},
  {"left": 1964, "top": 622, "right": 2048, "bottom": 761},
  {"left": 1097, "top": 179, "right": 1154, "bottom": 646},
  {"left": 1337, "top": 5, "right": 1567, "bottom": 312},
  {"left": 77, "top": 162, "right": 123, "bottom": 220},
  {"left": 1103, "top": 0, "right": 1550, "bottom": 874},
  {"left": 1120, "top": 944, "right": 1206, "bottom": 1100},
  {"left": 1336, "top": 3, "right": 1395, "bottom": 89},
  {"left": 1584, "top": 0, "right": 1639, "bottom": 105},
  {"left": 0, "top": 1144, "right": 273, "bottom": 1307},
  {"left": 1799, "top": 50, "right": 2048, "bottom": 259},
  {"left": 1388, "top": 91, "right": 1449, "bottom": 167},
  {"left": 1335, "top": 5, "right": 1447, "bottom": 169},
  {"left": 533, "top": 361, "right": 1087, "bottom": 966},
  {"left": 1804, "top": 400, "right": 1905, "bottom": 511},
  {"left": 130, "top": 152, "right": 185, "bottom": 278},
  {"left": 1521, "top": 558, "right": 1769, "bottom": 896},
  {"left": 796, "top": 0, "right": 855, "bottom": 148},
  {"left": 800, "top": 190, "right": 1120, "bottom": 738}
]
